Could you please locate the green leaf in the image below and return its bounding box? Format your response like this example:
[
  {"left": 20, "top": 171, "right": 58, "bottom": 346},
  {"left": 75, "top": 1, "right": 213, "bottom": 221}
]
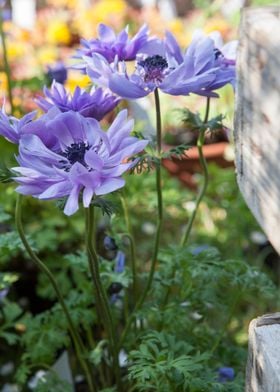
[
  {"left": 0, "top": 330, "right": 20, "bottom": 345},
  {"left": 0, "top": 165, "right": 13, "bottom": 183},
  {"left": 179, "top": 108, "right": 226, "bottom": 133},
  {"left": 89, "top": 340, "right": 107, "bottom": 366},
  {"left": 162, "top": 144, "right": 192, "bottom": 160},
  {"left": 0, "top": 272, "right": 19, "bottom": 289},
  {"left": 91, "top": 197, "right": 119, "bottom": 217}
]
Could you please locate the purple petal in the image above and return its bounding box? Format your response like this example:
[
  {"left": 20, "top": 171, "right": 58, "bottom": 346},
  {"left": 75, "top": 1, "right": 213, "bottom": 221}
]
[
  {"left": 39, "top": 181, "right": 71, "bottom": 200},
  {"left": 98, "top": 24, "right": 116, "bottom": 43},
  {"left": 64, "top": 185, "right": 81, "bottom": 216},
  {"left": 83, "top": 187, "right": 94, "bottom": 207},
  {"left": 165, "top": 31, "right": 183, "bottom": 64},
  {"left": 84, "top": 149, "right": 104, "bottom": 170},
  {"left": 96, "top": 178, "right": 125, "bottom": 195},
  {"left": 109, "top": 74, "right": 149, "bottom": 99},
  {"left": 19, "top": 135, "right": 62, "bottom": 164}
]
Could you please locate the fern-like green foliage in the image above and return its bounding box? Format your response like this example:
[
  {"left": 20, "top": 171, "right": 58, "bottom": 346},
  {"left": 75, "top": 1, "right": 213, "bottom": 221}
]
[
  {"left": 180, "top": 108, "right": 225, "bottom": 133},
  {"left": 22, "top": 311, "right": 70, "bottom": 364},
  {"left": 124, "top": 245, "right": 275, "bottom": 391},
  {"left": 0, "top": 300, "right": 25, "bottom": 345},
  {"left": 162, "top": 144, "right": 192, "bottom": 160},
  {"left": 128, "top": 331, "right": 221, "bottom": 391}
]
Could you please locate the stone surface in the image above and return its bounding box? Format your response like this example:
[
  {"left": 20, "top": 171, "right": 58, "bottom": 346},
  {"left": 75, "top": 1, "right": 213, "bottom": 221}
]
[{"left": 234, "top": 7, "right": 280, "bottom": 255}]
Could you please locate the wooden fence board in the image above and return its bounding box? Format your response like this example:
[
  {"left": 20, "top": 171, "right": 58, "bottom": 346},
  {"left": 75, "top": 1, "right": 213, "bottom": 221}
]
[{"left": 234, "top": 7, "right": 280, "bottom": 254}]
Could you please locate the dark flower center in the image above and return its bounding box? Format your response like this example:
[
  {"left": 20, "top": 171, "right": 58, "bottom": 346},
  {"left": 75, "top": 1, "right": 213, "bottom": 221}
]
[
  {"left": 214, "top": 48, "right": 223, "bottom": 60},
  {"left": 214, "top": 48, "right": 235, "bottom": 66},
  {"left": 61, "top": 142, "right": 90, "bottom": 167},
  {"left": 138, "top": 55, "right": 168, "bottom": 84}
]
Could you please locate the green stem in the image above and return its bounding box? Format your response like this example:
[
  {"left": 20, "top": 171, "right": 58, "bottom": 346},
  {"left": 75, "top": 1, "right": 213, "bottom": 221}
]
[
  {"left": 0, "top": 9, "right": 14, "bottom": 114},
  {"left": 85, "top": 205, "right": 123, "bottom": 391},
  {"left": 180, "top": 97, "right": 211, "bottom": 247},
  {"left": 161, "top": 98, "right": 211, "bottom": 312},
  {"left": 120, "top": 193, "right": 137, "bottom": 299},
  {"left": 210, "top": 293, "right": 241, "bottom": 355},
  {"left": 118, "top": 88, "right": 163, "bottom": 349},
  {"left": 15, "top": 195, "right": 96, "bottom": 392}
]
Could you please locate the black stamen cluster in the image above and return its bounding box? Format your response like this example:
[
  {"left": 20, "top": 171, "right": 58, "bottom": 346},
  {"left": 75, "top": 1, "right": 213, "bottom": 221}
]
[
  {"left": 62, "top": 142, "right": 90, "bottom": 166},
  {"left": 214, "top": 48, "right": 223, "bottom": 60},
  {"left": 139, "top": 55, "right": 168, "bottom": 72}
]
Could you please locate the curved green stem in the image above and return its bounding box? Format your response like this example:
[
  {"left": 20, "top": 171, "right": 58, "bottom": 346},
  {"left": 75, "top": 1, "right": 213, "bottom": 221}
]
[
  {"left": 120, "top": 193, "right": 137, "bottom": 299},
  {"left": 15, "top": 195, "right": 96, "bottom": 392},
  {"left": 85, "top": 205, "right": 123, "bottom": 391},
  {"left": 161, "top": 98, "right": 211, "bottom": 312},
  {"left": 0, "top": 9, "right": 14, "bottom": 114},
  {"left": 180, "top": 97, "right": 211, "bottom": 247},
  {"left": 118, "top": 88, "right": 163, "bottom": 349}
]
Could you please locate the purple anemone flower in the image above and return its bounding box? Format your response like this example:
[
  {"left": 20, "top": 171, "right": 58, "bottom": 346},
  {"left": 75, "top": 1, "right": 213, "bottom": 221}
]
[
  {"left": 218, "top": 367, "right": 235, "bottom": 383},
  {"left": 83, "top": 30, "right": 236, "bottom": 99},
  {"left": 74, "top": 23, "right": 153, "bottom": 68},
  {"left": 115, "top": 251, "right": 125, "bottom": 273},
  {"left": 0, "top": 288, "right": 9, "bottom": 303},
  {"left": 36, "top": 82, "right": 120, "bottom": 121},
  {"left": 193, "top": 31, "right": 237, "bottom": 95},
  {"left": 0, "top": 106, "right": 64, "bottom": 146},
  {"left": 0, "top": 107, "right": 37, "bottom": 144},
  {"left": 12, "top": 110, "right": 148, "bottom": 216},
  {"left": 46, "top": 62, "right": 68, "bottom": 85}
]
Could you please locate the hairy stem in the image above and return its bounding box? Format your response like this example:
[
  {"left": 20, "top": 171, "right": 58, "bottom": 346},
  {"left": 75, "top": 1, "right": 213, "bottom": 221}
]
[
  {"left": 0, "top": 9, "right": 14, "bottom": 114},
  {"left": 161, "top": 98, "right": 211, "bottom": 312},
  {"left": 118, "top": 88, "right": 163, "bottom": 348},
  {"left": 120, "top": 193, "right": 137, "bottom": 299},
  {"left": 15, "top": 195, "right": 96, "bottom": 392},
  {"left": 85, "top": 205, "right": 123, "bottom": 391},
  {"left": 180, "top": 97, "right": 211, "bottom": 246}
]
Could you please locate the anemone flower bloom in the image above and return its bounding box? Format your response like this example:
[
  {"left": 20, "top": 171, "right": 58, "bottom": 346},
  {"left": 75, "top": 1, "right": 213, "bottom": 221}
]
[
  {"left": 36, "top": 82, "right": 120, "bottom": 121},
  {"left": 12, "top": 110, "right": 148, "bottom": 216},
  {"left": 0, "top": 108, "right": 37, "bottom": 144},
  {"left": 46, "top": 62, "right": 68, "bottom": 85},
  {"left": 74, "top": 23, "right": 153, "bottom": 68},
  {"left": 191, "top": 30, "right": 237, "bottom": 95},
  {"left": 0, "top": 106, "right": 63, "bottom": 147},
  {"left": 83, "top": 30, "right": 236, "bottom": 99}
]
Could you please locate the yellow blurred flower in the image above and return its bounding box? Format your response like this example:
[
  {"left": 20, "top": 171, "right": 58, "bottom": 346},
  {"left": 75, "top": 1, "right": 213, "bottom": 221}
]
[
  {"left": 46, "top": 20, "right": 72, "bottom": 45},
  {"left": 46, "top": 0, "right": 77, "bottom": 8},
  {"left": 168, "top": 18, "right": 192, "bottom": 47},
  {"left": 6, "top": 42, "right": 26, "bottom": 60},
  {"left": 0, "top": 72, "right": 8, "bottom": 94},
  {"left": 75, "top": 0, "right": 127, "bottom": 38},
  {"left": 92, "top": 0, "right": 126, "bottom": 23},
  {"left": 65, "top": 71, "right": 91, "bottom": 93},
  {"left": 204, "top": 17, "right": 230, "bottom": 37},
  {"left": 13, "top": 97, "right": 22, "bottom": 108},
  {"left": 37, "top": 46, "right": 58, "bottom": 66}
]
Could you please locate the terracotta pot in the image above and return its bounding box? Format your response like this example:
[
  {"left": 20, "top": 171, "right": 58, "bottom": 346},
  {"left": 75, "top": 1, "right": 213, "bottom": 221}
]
[{"left": 162, "top": 142, "right": 234, "bottom": 189}]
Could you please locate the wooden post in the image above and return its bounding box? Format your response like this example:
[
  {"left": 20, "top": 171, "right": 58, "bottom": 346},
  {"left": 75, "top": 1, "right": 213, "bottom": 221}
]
[
  {"left": 235, "top": 7, "right": 280, "bottom": 391},
  {"left": 234, "top": 7, "right": 280, "bottom": 254},
  {"left": 246, "top": 314, "right": 280, "bottom": 392}
]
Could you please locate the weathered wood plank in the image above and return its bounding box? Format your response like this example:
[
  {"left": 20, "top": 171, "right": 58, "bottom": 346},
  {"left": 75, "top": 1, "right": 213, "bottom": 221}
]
[
  {"left": 234, "top": 7, "right": 280, "bottom": 254},
  {"left": 246, "top": 313, "right": 280, "bottom": 392}
]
